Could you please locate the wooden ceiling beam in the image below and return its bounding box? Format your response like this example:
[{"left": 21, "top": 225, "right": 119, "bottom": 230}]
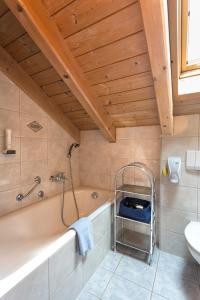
[
  {"left": 139, "top": 0, "right": 173, "bottom": 135},
  {"left": 5, "top": 0, "right": 116, "bottom": 142},
  {"left": 0, "top": 45, "right": 80, "bottom": 142}
]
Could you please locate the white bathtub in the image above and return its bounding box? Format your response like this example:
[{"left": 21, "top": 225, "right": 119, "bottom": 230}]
[{"left": 0, "top": 187, "right": 113, "bottom": 299}]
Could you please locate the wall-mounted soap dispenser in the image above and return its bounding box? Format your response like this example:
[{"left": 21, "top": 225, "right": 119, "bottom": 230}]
[{"left": 167, "top": 156, "right": 181, "bottom": 184}]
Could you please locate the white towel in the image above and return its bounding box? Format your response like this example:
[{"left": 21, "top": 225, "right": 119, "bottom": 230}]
[{"left": 70, "top": 217, "right": 94, "bottom": 256}]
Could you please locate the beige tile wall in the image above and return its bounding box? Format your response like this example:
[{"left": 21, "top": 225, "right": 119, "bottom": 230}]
[
  {"left": 80, "top": 126, "right": 161, "bottom": 191},
  {"left": 79, "top": 126, "right": 161, "bottom": 254},
  {"left": 2, "top": 70, "right": 196, "bottom": 261},
  {"left": 159, "top": 114, "right": 200, "bottom": 259},
  {"left": 79, "top": 119, "right": 200, "bottom": 260},
  {"left": 0, "top": 71, "right": 79, "bottom": 216}
]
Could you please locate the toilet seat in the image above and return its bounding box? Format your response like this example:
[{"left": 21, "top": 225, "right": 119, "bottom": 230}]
[{"left": 184, "top": 221, "right": 200, "bottom": 253}]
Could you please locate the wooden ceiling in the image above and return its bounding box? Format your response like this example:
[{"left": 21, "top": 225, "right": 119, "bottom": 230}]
[
  {"left": 0, "top": 0, "right": 174, "bottom": 141},
  {"left": 43, "top": 0, "right": 161, "bottom": 128},
  {"left": 0, "top": 0, "right": 97, "bottom": 132}
]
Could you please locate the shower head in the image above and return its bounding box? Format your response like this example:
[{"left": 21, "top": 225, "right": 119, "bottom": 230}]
[{"left": 67, "top": 143, "right": 80, "bottom": 158}]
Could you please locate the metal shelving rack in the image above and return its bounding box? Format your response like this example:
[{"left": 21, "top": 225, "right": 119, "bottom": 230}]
[{"left": 113, "top": 162, "right": 156, "bottom": 265}]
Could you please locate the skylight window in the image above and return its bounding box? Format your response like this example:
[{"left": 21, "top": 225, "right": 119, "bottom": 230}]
[{"left": 182, "top": 0, "right": 200, "bottom": 73}]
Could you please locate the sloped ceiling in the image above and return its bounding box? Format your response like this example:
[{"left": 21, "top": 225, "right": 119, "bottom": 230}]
[{"left": 0, "top": 0, "right": 159, "bottom": 131}]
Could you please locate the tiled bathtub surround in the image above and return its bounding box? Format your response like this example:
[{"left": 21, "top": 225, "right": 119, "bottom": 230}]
[
  {"left": 80, "top": 126, "right": 161, "bottom": 190},
  {"left": 159, "top": 114, "right": 200, "bottom": 259},
  {"left": 0, "top": 71, "right": 79, "bottom": 216},
  {"left": 1, "top": 205, "right": 112, "bottom": 300}
]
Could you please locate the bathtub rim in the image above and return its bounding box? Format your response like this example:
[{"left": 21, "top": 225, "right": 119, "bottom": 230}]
[{"left": 0, "top": 186, "right": 112, "bottom": 220}]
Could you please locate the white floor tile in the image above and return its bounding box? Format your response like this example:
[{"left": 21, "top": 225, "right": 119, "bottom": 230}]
[
  {"left": 83, "top": 267, "right": 113, "bottom": 298},
  {"left": 115, "top": 255, "right": 156, "bottom": 290},
  {"left": 152, "top": 247, "right": 160, "bottom": 264},
  {"left": 153, "top": 251, "right": 200, "bottom": 300},
  {"left": 153, "top": 269, "right": 200, "bottom": 300},
  {"left": 157, "top": 251, "right": 199, "bottom": 284},
  {"left": 151, "top": 293, "right": 168, "bottom": 300},
  {"left": 100, "top": 250, "right": 122, "bottom": 272},
  {"left": 102, "top": 275, "right": 151, "bottom": 300},
  {"left": 75, "top": 249, "right": 200, "bottom": 300},
  {"left": 77, "top": 291, "right": 100, "bottom": 300}
]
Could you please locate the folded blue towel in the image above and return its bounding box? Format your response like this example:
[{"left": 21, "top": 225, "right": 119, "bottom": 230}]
[{"left": 70, "top": 217, "right": 94, "bottom": 256}]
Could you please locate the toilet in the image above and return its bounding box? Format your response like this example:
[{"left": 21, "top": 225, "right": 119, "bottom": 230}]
[{"left": 184, "top": 221, "right": 200, "bottom": 264}]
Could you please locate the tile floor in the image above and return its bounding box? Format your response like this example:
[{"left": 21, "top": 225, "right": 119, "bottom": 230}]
[{"left": 76, "top": 249, "right": 200, "bottom": 300}]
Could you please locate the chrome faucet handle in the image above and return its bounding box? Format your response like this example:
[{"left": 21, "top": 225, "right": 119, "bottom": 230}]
[
  {"left": 56, "top": 172, "right": 63, "bottom": 178},
  {"left": 49, "top": 175, "right": 55, "bottom": 181},
  {"left": 58, "top": 172, "right": 65, "bottom": 179},
  {"left": 49, "top": 172, "right": 68, "bottom": 182}
]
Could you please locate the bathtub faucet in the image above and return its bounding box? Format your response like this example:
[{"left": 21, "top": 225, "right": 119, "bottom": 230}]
[{"left": 49, "top": 172, "right": 68, "bottom": 183}]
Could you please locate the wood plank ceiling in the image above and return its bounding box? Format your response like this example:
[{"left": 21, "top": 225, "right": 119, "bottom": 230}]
[{"left": 0, "top": 0, "right": 160, "bottom": 132}]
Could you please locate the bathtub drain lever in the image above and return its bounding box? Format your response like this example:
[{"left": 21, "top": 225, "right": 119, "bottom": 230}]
[{"left": 16, "top": 176, "right": 41, "bottom": 201}]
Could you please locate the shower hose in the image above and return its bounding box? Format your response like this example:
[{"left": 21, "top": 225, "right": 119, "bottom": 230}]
[{"left": 61, "top": 156, "right": 80, "bottom": 227}]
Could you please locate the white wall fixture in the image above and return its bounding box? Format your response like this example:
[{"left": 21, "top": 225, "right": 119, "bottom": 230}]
[
  {"left": 2, "top": 128, "right": 16, "bottom": 155},
  {"left": 5, "top": 129, "right": 11, "bottom": 150},
  {"left": 195, "top": 151, "right": 200, "bottom": 170},
  {"left": 167, "top": 156, "right": 181, "bottom": 184},
  {"left": 186, "top": 150, "right": 196, "bottom": 170},
  {"left": 186, "top": 150, "right": 200, "bottom": 170}
]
